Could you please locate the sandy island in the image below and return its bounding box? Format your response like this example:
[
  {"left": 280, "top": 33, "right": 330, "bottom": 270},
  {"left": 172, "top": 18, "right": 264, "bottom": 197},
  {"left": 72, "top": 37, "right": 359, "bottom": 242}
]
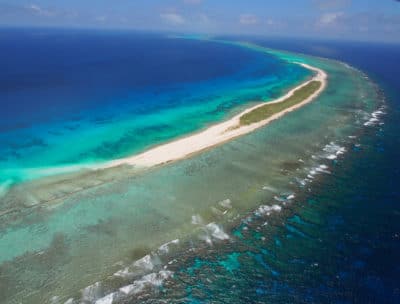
[{"left": 102, "top": 63, "right": 327, "bottom": 169}]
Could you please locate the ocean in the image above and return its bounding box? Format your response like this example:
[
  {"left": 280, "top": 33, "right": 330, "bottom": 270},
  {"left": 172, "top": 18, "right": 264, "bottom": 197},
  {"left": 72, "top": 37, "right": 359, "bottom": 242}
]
[
  {"left": 0, "top": 29, "right": 399, "bottom": 304},
  {"left": 0, "top": 29, "right": 310, "bottom": 184}
]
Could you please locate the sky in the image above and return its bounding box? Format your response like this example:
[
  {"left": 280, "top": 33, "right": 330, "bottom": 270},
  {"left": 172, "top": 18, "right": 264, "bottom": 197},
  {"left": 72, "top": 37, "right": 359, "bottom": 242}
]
[{"left": 0, "top": 0, "right": 399, "bottom": 43}]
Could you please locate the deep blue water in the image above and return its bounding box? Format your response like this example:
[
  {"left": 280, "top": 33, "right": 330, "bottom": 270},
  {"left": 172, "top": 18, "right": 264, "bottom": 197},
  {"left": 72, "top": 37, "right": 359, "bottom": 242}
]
[
  {"left": 0, "top": 29, "right": 311, "bottom": 183},
  {"left": 154, "top": 38, "right": 400, "bottom": 303},
  {"left": 0, "top": 29, "right": 257, "bottom": 126}
]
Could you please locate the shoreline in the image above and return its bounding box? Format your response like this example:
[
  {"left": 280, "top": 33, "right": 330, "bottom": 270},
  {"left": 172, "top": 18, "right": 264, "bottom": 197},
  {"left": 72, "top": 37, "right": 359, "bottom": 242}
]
[
  {"left": 0, "top": 62, "right": 327, "bottom": 214},
  {"left": 102, "top": 63, "right": 327, "bottom": 170}
]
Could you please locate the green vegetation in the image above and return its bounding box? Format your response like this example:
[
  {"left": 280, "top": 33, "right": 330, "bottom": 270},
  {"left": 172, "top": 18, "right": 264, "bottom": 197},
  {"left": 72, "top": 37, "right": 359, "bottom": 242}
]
[{"left": 240, "top": 80, "right": 322, "bottom": 126}]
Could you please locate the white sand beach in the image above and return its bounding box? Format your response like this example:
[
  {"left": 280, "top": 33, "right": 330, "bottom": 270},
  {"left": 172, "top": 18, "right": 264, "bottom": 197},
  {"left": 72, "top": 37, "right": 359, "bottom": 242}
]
[{"left": 102, "top": 63, "right": 327, "bottom": 169}]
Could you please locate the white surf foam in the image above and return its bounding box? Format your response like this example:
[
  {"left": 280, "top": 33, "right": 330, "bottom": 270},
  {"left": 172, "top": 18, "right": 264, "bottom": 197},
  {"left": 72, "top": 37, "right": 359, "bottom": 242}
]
[
  {"left": 191, "top": 214, "right": 204, "bottom": 225},
  {"left": 306, "top": 163, "right": 331, "bottom": 180},
  {"left": 119, "top": 270, "right": 173, "bottom": 296},
  {"left": 287, "top": 194, "right": 295, "bottom": 200},
  {"left": 113, "top": 266, "right": 132, "bottom": 278},
  {"left": 113, "top": 253, "right": 161, "bottom": 279},
  {"left": 158, "top": 239, "right": 180, "bottom": 254},
  {"left": 206, "top": 223, "right": 230, "bottom": 240},
  {"left": 133, "top": 254, "right": 154, "bottom": 270},
  {"left": 256, "top": 204, "right": 282, "bottom": 216},
  {"left": 364, "top": 108, "right": 386, "bottom": 127},
  {"left": 218, "top": 198, "right": 232, "bottom": 209},
  {"left": 119, "top": 282, "right": 145, "bottom": 295},
  {"left": 273, "top": 196, "right": 287, "bottom": 203},
  {"left": 95, "top": 292, "right": 115, "bottom": 304},
  {"left": 262, "top": 185, "right": 277, "bottom": 192},
  {"left": 320, "top": 142, "right": 347, "bottom": 160},
  {"left": 316, "top": 164, "right": 330, "bottom": 174},
  {"left": 82, "top": 281, "right": 102, "bottom": 302},
  {"left": 199, "top": 233, "right": 213, "bottom": 245}
]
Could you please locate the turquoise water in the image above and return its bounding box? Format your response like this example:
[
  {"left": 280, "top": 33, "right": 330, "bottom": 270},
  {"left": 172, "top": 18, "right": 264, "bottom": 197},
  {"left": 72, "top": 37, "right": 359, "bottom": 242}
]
[
  {"left": 0, "top": 30, "right": 311, "bottom": 185},
  {"left": 0, "top": 34, "right": 384, "bottom": 304}
]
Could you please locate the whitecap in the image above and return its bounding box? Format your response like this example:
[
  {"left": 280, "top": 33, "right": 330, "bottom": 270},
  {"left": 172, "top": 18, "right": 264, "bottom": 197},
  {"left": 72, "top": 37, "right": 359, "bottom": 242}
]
[
  {"left": 95, "top": 292, "right": 116, "bottom": 304},
  {"left": 336, "top": 147, "right": 346, "bottom": 155},
  {"left": 364, "top": 108, "right": 386, "bottom": 127},
  {"left": 326, "top": 154, "right": 337, "bottom": 160},
  {"left": 295, "top": 177, "right": 307, "bottom": 186},
  {"left": 113, "top": 267, "right": 132, "bottom": 278},
  {"left": 287, "top": 194, "right": 295, "bottom": 200},
  {"left": 158, "top": 239, "right": 179, "bottom": 254},
  {"left": 199, "top": 234, "right": 213, "bottom": 245},
  {"left": 206, "top": 223, "right": 230, "bottom": 240},
  {"left": 119, "top": 270, "right": 173, "bottom": 296},
  {"left": 191, "top": 214, "right": 204, "bottom": 225},
  {"left": 120, "top": 283, "right": 145, "bottom": 295},
  {"left": 316, "top": 164, "right": 330, "bottom": 174},
  {"left": 82, "top": 282, "right": 102, "bottom": 302},
  {"left": 274, "top": 195, "right": 287, "bottom": 203},
  {"left": 262, "top": 185, "right": 277, "bottom": 192},
  {"left": 320, "top": 142, "right": 346, "bottom": 160},
  {"left": 256, "top": 205, "right": 282, "bottom": 216},
  {"left": 133, "top": 254, "right": 157, "bottom": 271}
]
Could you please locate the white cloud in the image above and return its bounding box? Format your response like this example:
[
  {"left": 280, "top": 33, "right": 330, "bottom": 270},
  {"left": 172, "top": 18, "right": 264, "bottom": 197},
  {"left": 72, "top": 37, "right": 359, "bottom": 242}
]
[
  {"left": 26, "top": 4, "right": 55, "bottom": 17},
  {"left": 319, "top": 12, "right": 344, "bottom": 25},
  {"left": 239, "top": 14, "right": 258, "bottom": 25},
  {"left": 161, "top": 12, "right": 185, "bottom": 25}
]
